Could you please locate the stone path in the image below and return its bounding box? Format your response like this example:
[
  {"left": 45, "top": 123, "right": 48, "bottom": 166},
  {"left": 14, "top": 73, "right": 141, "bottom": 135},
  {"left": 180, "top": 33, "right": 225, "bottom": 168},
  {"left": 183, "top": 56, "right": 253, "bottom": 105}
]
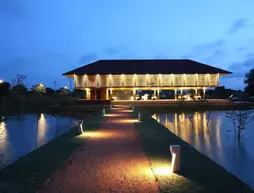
[{"left": 39, "top": 106, "right": 159, "bottom": 193}]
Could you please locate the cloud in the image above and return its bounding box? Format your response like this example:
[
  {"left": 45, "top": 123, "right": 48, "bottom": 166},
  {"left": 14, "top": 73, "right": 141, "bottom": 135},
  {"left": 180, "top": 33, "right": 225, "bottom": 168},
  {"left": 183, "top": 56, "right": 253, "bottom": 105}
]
[
  {"left": 202, "top": 50, "right": 224, "bottom": 63},
  {"left": 227, "top": 18, "right": 250, "bottom": 34},
  {"left": 228, "top": 52, "right": 254, "bottom": 70},
  {"left": 220, "top": 76, "right": 245, "bottom": 90},
  {"left": 237, "top": 46, "right": 248, "bottom": 53},
  {"left": 77, "top": 53, "right": 98, "bottom": 65},
  {"left": 184, "top": 39, "right": 225, "bottom": 59},
  {"left": 223, "top": 52, "right": 254, "bottom": 89},
  {"left": 193, "top": 40, "right": 225, "bottom": 51}
]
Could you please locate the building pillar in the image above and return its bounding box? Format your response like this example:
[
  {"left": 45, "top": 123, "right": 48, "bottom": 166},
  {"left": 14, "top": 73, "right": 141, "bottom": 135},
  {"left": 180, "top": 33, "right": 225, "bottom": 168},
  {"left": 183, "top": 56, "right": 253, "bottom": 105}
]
[
  {"left": 203, "top": 87, "right": 206, "bottom": 100},
  {"left": 93, "top": 88, "right": 97, "bottom": 100},
  {"left": 106, "top": 88, "right": 109, "bottom": 100},
  {"left": 174, "top": 89, "right": 177, "bottom": 100},
  {"left": 133, "top": 88, "right": 136, "bottom": 100},
  {"left": 86, "top": 88, "right": 91, "bottom": 100},
  {"left": 157, "top": 88, "right": 160, "bottom": 99},
  {"left": 180, "top": 88, "right": 183, "bottom": 99},
  {"left": 110, "top": 88, "right": 112, "bottom": 100},
  {"left": 100, "top": 88, "right": 107, "bottom": 100}
]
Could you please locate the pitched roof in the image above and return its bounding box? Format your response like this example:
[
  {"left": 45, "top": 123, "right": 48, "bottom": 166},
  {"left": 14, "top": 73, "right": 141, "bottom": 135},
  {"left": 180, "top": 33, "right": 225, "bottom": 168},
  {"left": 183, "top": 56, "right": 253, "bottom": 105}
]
[{"left": 63, "top": 59, "right": 232, "bottom": 75}]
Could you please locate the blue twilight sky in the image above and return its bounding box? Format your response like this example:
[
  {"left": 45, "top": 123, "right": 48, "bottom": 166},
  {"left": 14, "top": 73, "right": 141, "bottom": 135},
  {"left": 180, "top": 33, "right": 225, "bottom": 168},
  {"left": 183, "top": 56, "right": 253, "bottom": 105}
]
[{"left": 1, "top": 0, "right": 254, "bottom": 90}]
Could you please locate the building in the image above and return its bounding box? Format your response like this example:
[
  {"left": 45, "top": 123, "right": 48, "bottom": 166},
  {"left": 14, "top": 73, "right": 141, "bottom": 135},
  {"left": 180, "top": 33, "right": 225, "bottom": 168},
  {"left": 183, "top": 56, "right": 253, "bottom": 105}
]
[{"left": 62, "top": 59, "right": 232, "bottom": 100}]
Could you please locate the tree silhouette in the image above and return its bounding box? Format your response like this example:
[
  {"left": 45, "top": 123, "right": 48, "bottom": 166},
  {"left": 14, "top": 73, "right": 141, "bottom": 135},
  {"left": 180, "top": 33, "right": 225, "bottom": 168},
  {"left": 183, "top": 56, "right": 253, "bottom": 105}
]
[
  {"left": 244, "top": 69, "right": 254, "bottom": 96},
  {"left": 0, "top": 81, "right": 11, "bottom": 98}
]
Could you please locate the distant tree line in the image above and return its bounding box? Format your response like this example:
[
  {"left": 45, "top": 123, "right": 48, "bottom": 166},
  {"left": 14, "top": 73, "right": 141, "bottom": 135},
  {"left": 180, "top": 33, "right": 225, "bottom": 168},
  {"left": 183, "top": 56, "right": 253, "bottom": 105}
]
[
  {"left": 0, "top": 74, "right": 86, "bottom": 98},
  {"left": 0, "top": 74, "right": 85, "bottom": 114},
  {"left": 205, "top": 68, "right": 254, "bottom": 100}
]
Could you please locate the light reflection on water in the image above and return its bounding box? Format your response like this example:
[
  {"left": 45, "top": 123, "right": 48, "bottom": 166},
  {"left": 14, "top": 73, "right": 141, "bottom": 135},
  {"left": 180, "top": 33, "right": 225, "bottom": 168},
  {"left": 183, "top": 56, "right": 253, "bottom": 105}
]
[
  {"left": 0, "top": 114, "right": 77, "bottom": 169},
  {"left": 152, "top": 111, "right": 254, "bottom": 190}
]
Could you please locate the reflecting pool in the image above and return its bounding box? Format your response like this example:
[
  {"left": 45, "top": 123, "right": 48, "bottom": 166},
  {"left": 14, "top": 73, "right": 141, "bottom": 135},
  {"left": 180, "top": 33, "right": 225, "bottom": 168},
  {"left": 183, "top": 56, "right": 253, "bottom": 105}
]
[
  {"left": 0, "top": 114, "right": 77, "bottom": 169},
  {"left": 152, "top": 111, "right": 254, "bottom": 190}
]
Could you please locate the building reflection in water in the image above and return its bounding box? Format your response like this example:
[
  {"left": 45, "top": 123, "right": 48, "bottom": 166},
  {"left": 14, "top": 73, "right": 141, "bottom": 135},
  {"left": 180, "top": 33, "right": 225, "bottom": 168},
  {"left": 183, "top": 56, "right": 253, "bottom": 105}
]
[
  {"left": 36, "top": 113, "right": 48, "bottom": 148},
  {"left": 0, "top": 114, "right": 77, "bottom": 170},
  {"left": 0, "top": 121, "right": 9, "bottom": 168},
  {"left": 0, "top": 122, "right": 8, "bottom": 153},
  {"left": 152, "top": 112, "right": 223, "bottom": 160},
  {"left": 156, "top": 111, "right": 254, "bottom": 189}
]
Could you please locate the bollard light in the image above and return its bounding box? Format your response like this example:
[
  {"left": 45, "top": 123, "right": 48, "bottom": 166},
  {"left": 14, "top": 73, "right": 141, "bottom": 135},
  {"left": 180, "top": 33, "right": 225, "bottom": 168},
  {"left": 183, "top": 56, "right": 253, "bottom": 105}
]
[
  {"left": 102, "top": 108, "right": 106, "bottom": 115},
  {"left": 138, "top": 113, "right": 141, "bottom": 121},
  {"left": 170, "top": 145, "right": 180, "bottom": 173},
  {"left": 132, "top": 105, "right": 135, "bottom": 111},
  {"left": 78, "top": 120, "right": 84, "bottom": 134}
]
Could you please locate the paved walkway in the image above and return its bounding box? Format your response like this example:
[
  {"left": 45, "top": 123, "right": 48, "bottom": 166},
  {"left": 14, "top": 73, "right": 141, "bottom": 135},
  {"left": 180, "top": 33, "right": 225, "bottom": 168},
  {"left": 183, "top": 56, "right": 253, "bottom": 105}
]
[{"left": 40, "top": 106, "right": 159, "bottom": 193}]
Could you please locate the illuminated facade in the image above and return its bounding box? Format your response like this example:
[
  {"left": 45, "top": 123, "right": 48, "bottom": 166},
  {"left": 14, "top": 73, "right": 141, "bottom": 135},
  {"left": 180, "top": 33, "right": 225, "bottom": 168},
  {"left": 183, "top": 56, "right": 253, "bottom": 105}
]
[{"left": 63, "top": 59, "right": 231, "bottom": 100}]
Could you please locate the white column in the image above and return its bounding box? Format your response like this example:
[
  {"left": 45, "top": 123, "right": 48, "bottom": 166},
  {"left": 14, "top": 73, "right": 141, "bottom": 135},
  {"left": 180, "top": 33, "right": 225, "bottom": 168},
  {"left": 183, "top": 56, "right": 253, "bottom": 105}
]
[
  {"left": 106, "top": 88, "right": 109, "bottom": 100},
  {"left": 110, "top": 88, "right": 112, "bottom": 99},
  {"left": 170, "top": 145, "right": 181, "bottom": 173},
  {"left": 86, "top": 88, "right": 91, "bottom": 100},
  {"left": 157, "top": 87, "right": 160, "bottom": 99},
  {"left": 174, "top": 89, "right": 177, "bottom": 100},
  {"left": 203, "top": 87, "right": 206, "bottom": 99},
  {"left": 133, "top": 88, "right": 136, "bottom": 100},
  {"left": 74, "top": 74, "right": 77, "bottom": 88}
]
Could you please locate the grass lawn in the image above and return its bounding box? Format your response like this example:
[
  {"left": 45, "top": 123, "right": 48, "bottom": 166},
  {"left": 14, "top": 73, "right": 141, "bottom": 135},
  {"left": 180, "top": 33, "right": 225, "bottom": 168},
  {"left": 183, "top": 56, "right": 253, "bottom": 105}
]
[
  {"left": 140, "top": 103, "right": 254, "bottom": 113},
  {"left": 134, "top": 108, "right": 253, "bottom": 193},
  {"left": 0, "top": 111, "right": 104, "bottom": 193}
]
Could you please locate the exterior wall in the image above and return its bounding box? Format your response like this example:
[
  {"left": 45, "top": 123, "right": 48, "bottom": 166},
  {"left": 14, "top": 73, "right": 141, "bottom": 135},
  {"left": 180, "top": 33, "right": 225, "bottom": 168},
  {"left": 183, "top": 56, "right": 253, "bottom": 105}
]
[{"left": 74, "top": 74, "right": 219, "bottom": 88}]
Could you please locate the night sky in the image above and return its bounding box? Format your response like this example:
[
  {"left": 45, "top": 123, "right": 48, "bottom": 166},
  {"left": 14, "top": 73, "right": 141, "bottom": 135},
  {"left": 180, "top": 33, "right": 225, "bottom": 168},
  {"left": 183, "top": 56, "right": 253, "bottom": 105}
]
[{"left": 1, "top": 0, "right": 254, "bottom": 90}]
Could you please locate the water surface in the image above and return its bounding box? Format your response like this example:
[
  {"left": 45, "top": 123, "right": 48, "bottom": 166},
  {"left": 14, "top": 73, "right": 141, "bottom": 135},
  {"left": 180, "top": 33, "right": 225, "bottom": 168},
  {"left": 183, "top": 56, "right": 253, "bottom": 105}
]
[
  {"left": 0, "top": 114, "right": 77, "bottom": 169},
  {"left": 152, "top": 111, "right": 254, "bottom": 190}
]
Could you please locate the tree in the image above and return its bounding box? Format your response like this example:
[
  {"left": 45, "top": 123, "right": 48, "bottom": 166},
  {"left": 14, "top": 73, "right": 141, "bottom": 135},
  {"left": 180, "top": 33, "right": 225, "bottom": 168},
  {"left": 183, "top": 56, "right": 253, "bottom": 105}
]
[
  {"left": 244, "top": 69, "right": 254, "bottom": 96},
  {"left": 11, "top": 84, "right": 28, "bottom": 93},
  {"left": 0, "top": 81, "right": 11, "bottom": 98},
  {"left": 12, "top": 74, "right": 27, "bottom": 87},
  {"left": 11, "top": 74, "right": 28, "bottom": 94},
  {"left": 32, "top": 84, "right": 46, "bottom": 94},
  {"left": 226, "top": 110, "right": 254, "bottom": 139},
  {"left": 72, "top": 89, "right": 85, "bottom": 98},
  {"left": 46, "top": 87, "right": 55, "bottom": 96}
]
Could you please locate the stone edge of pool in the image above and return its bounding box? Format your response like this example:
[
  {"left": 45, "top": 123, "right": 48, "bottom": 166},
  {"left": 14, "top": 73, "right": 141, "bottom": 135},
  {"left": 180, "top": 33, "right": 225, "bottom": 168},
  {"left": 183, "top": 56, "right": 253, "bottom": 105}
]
[
  {"left": 134, "top": 107, "right": 254, "bottom": 193},
  {"left": 0, "top": 109, "right": 105, "bottom": 193}
]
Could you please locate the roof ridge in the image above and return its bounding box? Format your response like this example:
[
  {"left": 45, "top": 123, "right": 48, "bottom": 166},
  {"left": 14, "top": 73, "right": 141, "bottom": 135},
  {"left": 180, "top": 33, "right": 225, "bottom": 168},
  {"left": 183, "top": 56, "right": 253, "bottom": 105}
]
[{"left": 62, "top": 59, "right": 232, "bottom": 75}]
